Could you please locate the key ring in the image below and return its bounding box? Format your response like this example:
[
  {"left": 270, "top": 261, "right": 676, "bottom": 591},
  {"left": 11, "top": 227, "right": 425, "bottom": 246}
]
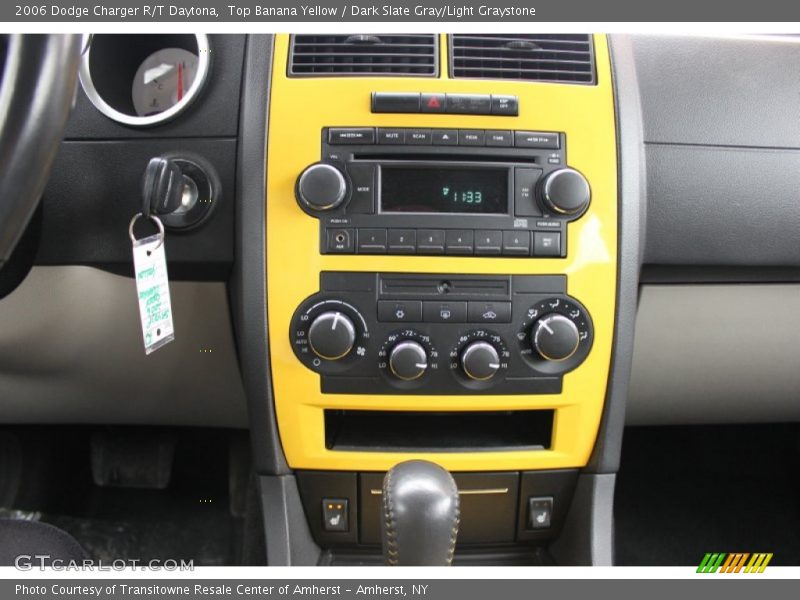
[{"left": 128, "top": 213, "right": 165, "bottom": 250}]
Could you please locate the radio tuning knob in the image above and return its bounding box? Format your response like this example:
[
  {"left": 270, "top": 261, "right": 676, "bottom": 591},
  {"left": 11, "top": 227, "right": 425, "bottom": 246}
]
[
  {"left": 533, "top": 314, "right": 580, "bottom": 361},
  {"left": 308, "top": 311, "right": 356, "bottom": 360},
  {"left": 540, "top": 168, "right": 591, "bottom": 216},
  {"left": 296, "top": 163, "right": 347, "bottom": 212},
  {"left": 388, "top": 340, "right": 428, "bottom": 381},
  {"left": 460, "top": 341, "right": 501, "bottom": 381}
]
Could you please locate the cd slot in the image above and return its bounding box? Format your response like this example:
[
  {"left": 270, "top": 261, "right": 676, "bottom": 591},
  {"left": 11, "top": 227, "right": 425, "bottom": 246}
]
[{"left": 352, "top": 153, "right": 539, "bottom": 164}]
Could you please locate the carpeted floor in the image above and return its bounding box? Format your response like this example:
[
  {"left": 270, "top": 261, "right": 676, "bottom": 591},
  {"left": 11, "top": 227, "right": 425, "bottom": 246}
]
[{"left": 615, "top": 424, "right": 800, "bottom": 566}]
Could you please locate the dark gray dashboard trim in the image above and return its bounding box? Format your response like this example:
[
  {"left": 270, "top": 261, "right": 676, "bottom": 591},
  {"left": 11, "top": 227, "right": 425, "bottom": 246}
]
[
  {"left": 231, "top": 34, "right": 290, "bottom": 475},
  {"left": 584, "top": 34, "right": 645, "bottom": 474}
]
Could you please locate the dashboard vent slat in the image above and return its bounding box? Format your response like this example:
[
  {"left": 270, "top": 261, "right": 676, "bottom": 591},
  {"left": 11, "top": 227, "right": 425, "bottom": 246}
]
[
  {"left": 450, "top": 34, "right": 596, "bottom": 84},
  {"left": 290, "top": 34, "right": 438, "bottom": 77}
]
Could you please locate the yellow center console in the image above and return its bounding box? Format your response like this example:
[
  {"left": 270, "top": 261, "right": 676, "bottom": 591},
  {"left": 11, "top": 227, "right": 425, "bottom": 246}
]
[{"left": 266, "top": 34, "right": 617, "bottom": 474}]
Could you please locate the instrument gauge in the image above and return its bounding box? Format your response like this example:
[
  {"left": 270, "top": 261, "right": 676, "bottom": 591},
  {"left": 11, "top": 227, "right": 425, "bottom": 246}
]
[{"left": 132, "top": 48, "right": 200, "bottom": 117}]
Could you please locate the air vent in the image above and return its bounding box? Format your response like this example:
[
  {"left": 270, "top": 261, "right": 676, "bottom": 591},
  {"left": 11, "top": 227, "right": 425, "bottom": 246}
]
[
  {"left": 450, "top": 34, "right": 595, "bottom": 84},
  {"left": 289, "top": 34, "right": 438, "bottom": 77}
]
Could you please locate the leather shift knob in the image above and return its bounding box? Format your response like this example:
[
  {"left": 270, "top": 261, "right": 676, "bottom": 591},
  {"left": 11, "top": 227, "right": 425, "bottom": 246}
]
[{"left": 380, "top": 460, "right": 460, "bottom": 566}]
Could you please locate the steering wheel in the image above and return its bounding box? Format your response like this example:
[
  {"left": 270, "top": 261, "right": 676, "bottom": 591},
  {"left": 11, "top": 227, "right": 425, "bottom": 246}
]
[{"left": 0, "top": 35, "right": 81, "bottom": 270}]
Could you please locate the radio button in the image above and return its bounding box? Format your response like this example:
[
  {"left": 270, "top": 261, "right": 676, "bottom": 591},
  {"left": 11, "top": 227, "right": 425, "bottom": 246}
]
[
  {"left": 533, "top": 232, "right": 562, "bottom": 257},
  {"left": 417, "top": 229, "right": 445, "bottom": 254},
  {"left": 372, "top": 92, "right": 420, "bottom": 113},
  {"left": 502, "top": 230, "right": 531, "bottom": 256},
  {"left": 446, "top": 94, "right": 492, "bottom": 115},
  {"left": 377, "top": 128, "right": 406, "bottom": 145},
  {"left": 459, "top": 130, "right": 485, "bottom": 146},
  {"left": 387, "top": 229, "right": 417, "bottom": 254},
  {"left": 326, "top": 228, "right": 355, "bottom": 254},
  {"left": 421, "top": 93, "right": 446, "bottom": 113},
  {"left": 432, "top": 129, "right": 458, "bottom": 145},
  {"left": 468, "top": 301, "right": 512, "bottom": 324},
  {"left": 347, "top": 164, "right": 375, "bottom": 214},
  {"left": 491, "top": 95, "right": 519, "bottom": 116},
  {"left": 357, "top": 228, "right": 388, "bottom": 254},
  {"left": 515, "top": 131, "right": 560, "bottom": 149},
  {"left": 514, "top": 167, "right": 544, "bottom": 217},
  {"left": 328, "top": 128, "right": 375, "bottom": 145},
  {"left": 445, "top": 230, "right": 474, "bottom": 255},
  {"left": 423, "top": 301, "right": 467, "bottom": 323},
  {"left": 474, "top": 230, "right": 503, "bottom": 255},
  {"left": 486, "top": 130, "right": 513, "bottom": 147},
  {"left": 378, "top": 300, "right": 423, "bottom": 323},
  {"left": 405, "top": 129, "right": 432, "bottom": 145}
]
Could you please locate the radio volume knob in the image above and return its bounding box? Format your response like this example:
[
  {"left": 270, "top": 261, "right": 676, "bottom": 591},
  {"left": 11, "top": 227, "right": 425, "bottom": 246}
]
[
  {"left": 388, "top": 341, "right": 428, "bottom": 381},
  {"left": 461, "top": 341, "right": 501, "bottom": 381},
  {"left": 533, "top": 314, "right": 580, "bottom": 361},
  {"left": 296, "top": 163, "right": 347, "bottom": 212},
  {"left": 308, "top": 311, "right": 356, "bottom": 360},
  {"left": 540, "top": 168, "right": 590, "bottom": 216}
]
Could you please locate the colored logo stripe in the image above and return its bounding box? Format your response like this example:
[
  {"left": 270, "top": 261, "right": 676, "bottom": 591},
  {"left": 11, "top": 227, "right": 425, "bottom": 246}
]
[{"left": 697, "top": 553, "right": 773, "bottom": 573}]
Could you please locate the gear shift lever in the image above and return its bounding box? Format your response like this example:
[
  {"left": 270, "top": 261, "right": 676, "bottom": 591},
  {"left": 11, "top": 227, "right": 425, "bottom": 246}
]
[{"left": 380, "top": 460, "right": 460, "bottom": 566}]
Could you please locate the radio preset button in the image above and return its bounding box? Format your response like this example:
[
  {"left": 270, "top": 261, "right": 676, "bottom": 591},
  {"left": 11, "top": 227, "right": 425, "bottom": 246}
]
[
  {"left": 357, "top": 228, "right": 388, "bottom": 254},
  {"left": 445, "top": 229, "right": 474, "bottom": 254},
  {"left": 405, "top": 129, "right": 432, "bottom": 145},
  {"left": 378, "top": 300, "right": 423, "bottom": 323},
  {"left": 459, "top": 130, "right": 485, "bottom": 146},
  {"left": 387, "top": 229, "right": 417, "bottom": 254},
  {"left": 417, "top": 229, "right": 445, "bottom": 254},
  {"left": 423, "top": 301, "right": 467, "bottom": 323},
  {"left": 377, "top": 128, "right": 406, "bottom": 145},
  {"left": 515, "top": 131, "right": 560, "bottom": 149},
  {"left": 502, "top": 230, "right": 531, "bottom": 255},
  {"left": 432, "top": 129, "right": 458, "bottom": 145},
  {"left": 467, "top": 301, "right": 512, "bottom": 323},
  {"left": 326, "top": 228, "right": 355, "bottom": 254},
  {"left": 372, "top": 92, "right": 421, "bottom": 113},
  {"left": 346, "top": 164, "right": 375, "bottom": 214},
  {"left": 421, "top": 93, "right": 446, "bottom": 113},
  {"left": 486, "top": 130, "right": 513, "bottom": 147},
  {"left": 491, "top": 95, "right": 519, "bottom": 116},
  {"left": 446, "top": 94, "right": 492, "bottom": 115},
  {"left": 328, "top": 128, "right": 375, "bottom": 145},
  {"left": 534, "top": 232, "right": 562, "bottom": 257},
  {"left": 514, "top": 167, "right": 544, "bottom": 217},
  {"left": 474, "top": 230, "right": 503, "bottom": 255}
]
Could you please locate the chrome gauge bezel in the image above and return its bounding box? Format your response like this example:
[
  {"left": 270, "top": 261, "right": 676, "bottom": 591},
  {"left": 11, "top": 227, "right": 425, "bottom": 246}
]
[{"left": 78, "top": 33, "right": 211, "bottom": 127}]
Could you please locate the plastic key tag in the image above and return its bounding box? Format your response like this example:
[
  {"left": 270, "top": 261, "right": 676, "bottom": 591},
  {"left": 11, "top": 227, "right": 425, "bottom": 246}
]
[{"left": 129, "top": 213, "right": 175, "bottom": 354}]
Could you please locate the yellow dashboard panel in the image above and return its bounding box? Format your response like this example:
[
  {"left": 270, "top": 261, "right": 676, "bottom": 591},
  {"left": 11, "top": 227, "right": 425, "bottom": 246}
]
[{"left": 266, "top": 34, "right": 618, "bottom": 472}]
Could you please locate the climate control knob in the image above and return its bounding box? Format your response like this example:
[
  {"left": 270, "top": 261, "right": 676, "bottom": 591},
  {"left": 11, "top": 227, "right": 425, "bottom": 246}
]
[
  {"left": 540, "top": 168, "right": 590, "bottom": 216},
  {"left": 296, "top": 163, "right": 347, "bottom": 212},
  {"left": 308, "top": 311, "right": 356, "bottom": 360},
  {"left": 460, "top": 341, "right": 501, "bottom": 381},
  {"left": 388, "top": 341, "right": 429, "bottom": 381},
  {"left": 532, "top": 314, "right": 580, "bottom": 361}
]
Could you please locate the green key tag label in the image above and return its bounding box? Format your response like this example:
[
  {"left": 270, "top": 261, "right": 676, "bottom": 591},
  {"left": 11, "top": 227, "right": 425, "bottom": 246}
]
[{"left": 133, "top": 234, "right": 175, "bottom": 354}]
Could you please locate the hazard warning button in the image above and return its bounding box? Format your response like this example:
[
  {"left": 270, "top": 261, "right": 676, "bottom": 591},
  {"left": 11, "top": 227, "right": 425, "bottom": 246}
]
[{"left": 421, "top": 93, "right": 446, "bottom": 113}]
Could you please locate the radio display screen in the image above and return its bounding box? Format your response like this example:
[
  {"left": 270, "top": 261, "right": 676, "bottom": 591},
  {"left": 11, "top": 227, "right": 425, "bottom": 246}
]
[{"left": 380, "top": 167, "right": 508, "bottom": 214}]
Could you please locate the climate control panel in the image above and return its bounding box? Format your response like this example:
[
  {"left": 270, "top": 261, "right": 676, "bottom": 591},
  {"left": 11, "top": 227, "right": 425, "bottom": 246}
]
[{"left": 289, "top": 272, "right": 593, "bottom": 395}]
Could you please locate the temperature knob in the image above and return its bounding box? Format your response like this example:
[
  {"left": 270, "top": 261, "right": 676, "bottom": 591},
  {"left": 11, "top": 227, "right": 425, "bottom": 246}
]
[
  {"left": 532, "top": 314, "right": 580, "bottom": 361},
  {"left": 460, "top": 341, "right": 501, "bottom": 381},
  {"left": 540, "top": 168, "right": 590, "bottom": 216},
  {"left": 308, "top": 311, "right": 356, "bottom": 360},
  {"left": 296, "top": 163, "right": 347, "bottom": 212},
  {"left": 388, "top": 341, "right": 429, "bottom": 381}
]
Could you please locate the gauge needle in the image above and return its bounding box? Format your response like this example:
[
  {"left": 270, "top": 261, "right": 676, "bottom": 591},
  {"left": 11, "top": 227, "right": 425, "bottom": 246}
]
[{"left": 177, "top": 62, "right": 184, "bottom": 101}]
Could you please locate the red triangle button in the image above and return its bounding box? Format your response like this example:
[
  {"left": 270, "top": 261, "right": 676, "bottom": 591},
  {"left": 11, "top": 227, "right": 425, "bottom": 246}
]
[{"left": 426, "top": 96, "right": 441, "bottom": 109}]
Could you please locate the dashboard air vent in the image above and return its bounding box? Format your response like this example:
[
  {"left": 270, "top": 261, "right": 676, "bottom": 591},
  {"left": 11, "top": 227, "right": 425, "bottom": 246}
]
[
  {"left": 450, "top": 34, "right": 595, "bottom": 84},
  {"left": 289, "top": 34, "right": 438, "bottom": 77}
]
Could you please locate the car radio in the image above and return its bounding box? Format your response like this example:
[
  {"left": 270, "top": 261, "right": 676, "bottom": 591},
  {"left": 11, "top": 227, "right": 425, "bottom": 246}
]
[{"left": 295, "top": 127, "right": 591, "bottom": 258}]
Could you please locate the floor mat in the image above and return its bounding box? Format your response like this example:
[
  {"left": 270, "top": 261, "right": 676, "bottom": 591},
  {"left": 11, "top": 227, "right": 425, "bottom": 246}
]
[{"left": 615, "top": 424, "right": 800, "bottom": 566}]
